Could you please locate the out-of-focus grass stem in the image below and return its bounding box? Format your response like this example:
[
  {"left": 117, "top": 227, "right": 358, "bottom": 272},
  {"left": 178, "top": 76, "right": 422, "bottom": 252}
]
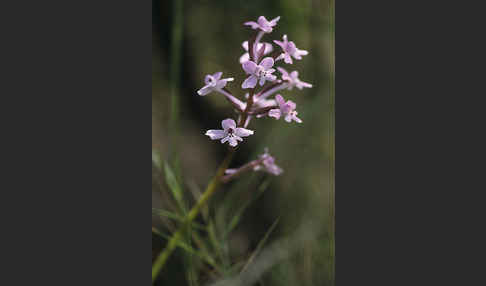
[
  {"left": 169, "top": 0, "right": 183, "bottom": 164},
  {"left": 152, "top": 150, "right": 235, "bottom": 282}
]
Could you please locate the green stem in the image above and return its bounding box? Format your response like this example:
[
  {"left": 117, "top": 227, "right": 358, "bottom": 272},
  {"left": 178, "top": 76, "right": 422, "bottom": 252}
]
[{"left": 152, "top": 150, "right": 235, "bottom": 282}]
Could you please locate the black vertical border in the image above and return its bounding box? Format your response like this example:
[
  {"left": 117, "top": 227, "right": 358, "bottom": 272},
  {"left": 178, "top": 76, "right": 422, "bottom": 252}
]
[{"left": 337, "top": 0, "right": 486, "bottom": 285}]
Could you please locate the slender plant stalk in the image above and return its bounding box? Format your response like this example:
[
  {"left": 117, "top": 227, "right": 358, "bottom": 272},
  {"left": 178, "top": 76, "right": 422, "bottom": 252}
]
[
  {"left": 168, "top": 0, "right": 183, "bottom": 165},
  {"left": 152, "top": 150, "right": 235, "bottom": 282}
]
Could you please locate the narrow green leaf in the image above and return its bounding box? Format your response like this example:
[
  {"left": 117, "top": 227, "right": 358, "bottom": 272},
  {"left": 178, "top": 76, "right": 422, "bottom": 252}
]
[
  {"left": 152, "top": 208, "right": 206, "bottom": 231},
  {"left": 151, "top": 228, "right": 218, "bottom": 269},
  {"left": 224, "top": 179, "right": 272, "bottom": 237},
  {"left": 164, "top": 161, "right": 186, "bottom": 213},
  {"left": 241, "top": 217, "right": 280, "bottom": 273}
]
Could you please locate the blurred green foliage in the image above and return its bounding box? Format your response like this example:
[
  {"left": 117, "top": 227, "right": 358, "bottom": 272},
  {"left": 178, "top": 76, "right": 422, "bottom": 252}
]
[{"left": 153, "top": 0, "right": 334, "bottom": 285}]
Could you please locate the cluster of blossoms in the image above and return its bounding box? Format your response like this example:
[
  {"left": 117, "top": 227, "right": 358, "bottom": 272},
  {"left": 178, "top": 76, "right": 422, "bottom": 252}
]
[{"left": 197, "top": 16, "right": 312, "bottom": 180}]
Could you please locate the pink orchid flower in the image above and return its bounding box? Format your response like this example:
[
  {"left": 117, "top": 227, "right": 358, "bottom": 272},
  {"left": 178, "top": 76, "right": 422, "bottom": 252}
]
[
  {"left": 244, "top": 16, "right": 280, "bottom": 33},
  {"left": 274, "top": 35, "right": 308, "bottom": 64},
  {"left": 268, "top": 94, "right": 302, "bottom": 123},
  {"left": 197, "top": 72, "right": 234, "bottom": 96},
  {"left": 205, "top": 118, "right": 254, "bottom": 147},
  {"left": 253, "top": 149, "right": 283, "bottom": 175},
  {"left": 277, "top": 67, "right": 313, "bottom": 90},
  {"left": 242, "top": 57, "right": 277, "bottom": 89}
]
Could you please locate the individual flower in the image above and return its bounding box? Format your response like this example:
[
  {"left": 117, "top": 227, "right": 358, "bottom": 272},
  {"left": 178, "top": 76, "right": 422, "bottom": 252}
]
[
  {"left": 223, "top": 148, "right": 283, "bottom": 180},
  {"left": 253, "top": 149, "right": 283, "bottom": 175},
  {"left": 277, "top": 67, "right": 313, "bottom": 90},
  {"left": 274, "top": 35, "right": 308, "bottom": 64},
  {"left": 244, "top": 16, "right": 280, "bottom": 33},
  {"left": 242, "top": 57, "right": 277, "bottom": 89},
  {"left": 268, "top": 94, "right": 302, "bottom": 123},
  {"left": 197, "top": 72, "right": 234, "bottom": 96},
  {"left": 239, "top": 41, "right": 273, "bottom": 64},
  {"left": 205, "top": 118, "right": 254, "bottom": 147}
]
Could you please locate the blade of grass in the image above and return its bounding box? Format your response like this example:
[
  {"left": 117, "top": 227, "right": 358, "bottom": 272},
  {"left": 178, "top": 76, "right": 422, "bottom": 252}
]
[
  {"left": 207, "top": 216, "right": 229, "bottom": 273},
  {"left": 152, "top": 151, "right": 235, "bottom": 281},
  {"left": 152, "top": 227, "right": 218, "bottom": 270},
  {"left": 164, "top": 161, "right": 186, "bottom": 213},
  {"left": 241, "top": 217, "right": 280, "bottom": 273},
  {"left": 187, "top": 180, "right": 209, "bottom": 222},
  {"left": 224, "top": 179, "right": 272, "bottom": 238},
  {"left": 152, "top": 208, "right": 206, "bottom": 231}
]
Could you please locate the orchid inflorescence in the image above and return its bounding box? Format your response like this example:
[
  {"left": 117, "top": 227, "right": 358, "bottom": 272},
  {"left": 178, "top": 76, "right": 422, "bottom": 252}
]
[{"left": 197, "top": 16, "right": 312, "bottom": 181}]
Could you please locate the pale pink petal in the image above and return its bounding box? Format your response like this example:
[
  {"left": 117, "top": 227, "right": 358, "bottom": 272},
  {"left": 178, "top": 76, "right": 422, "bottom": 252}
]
[
  {"left": 284, "top": 53, "right": 293, "bottom": 64},
  {"left": 269, "top": 16, "right": 280, "bottom": 25},
  {"left": 297, "top": 49, "right": 308, "bottom": 56},
  {"left": 274, "top": 94, "right": 286, "bottom": 108},
  {"left": 234, "top": 127, "right": 254, "bottom": 137},
  {"left": 242, "top": 75, "right": 258, "bottom": 89},
  {"left": 216, "top": 78, "right": 233, "bottom": 89},
  {"left": 242, "top": 41, "right": 249, "bottom": 51},
  {"left": 259, "top": 76, "right": 266, "bottom": 86},
  {"left": 293, "top": 114, "right": 303, "bottom": 123},
  {"left": 221, "top": 136, "right": 229, "bottom": 144},
  {"left": 234, "top": 135, "right": 243, "bottom": 142},
  {"left": 273, "top": 40, "right": 285, "bottom": 49},
  {"left": 290, "top": 71, "right": 299, "bottom": 79},
  {"left": 277, "top": 67, "right": 289, "bottom": 78},
  {"left": 297, "top": 81, "right": 313, "bottom": 89},
  {"left": 244, "top": 21, "right": 260, "bottom": 29},
  {"left": 265, "top": 74, "right": 277, "bottom": 82},
  {"left": 287, "top": 100, "right": 296, "bottom": 110},
  {"left": 239, "top": 53, "right": 250, "bottom": 64},
  {"left": 205, "top": 129, "right": 226, "bottom": 140},
  {"left": 257, "top": 16, "right": 268, "bottom": 23},
  {"left": 264, "top": 43, "right": 273, "bottom": 54},
  {"left": 197, "top": 85, "right": 212, "bottom": 96},
  {"left": 225, "top": 168, "right": 238, "bottom": 175},
  {"left": 221, "top": 118, "right": 236, "bottom": 131},
  {"left": 242, "top": 61, "right": 257, "bottom": 74},
  {"left": 284, "top": 113, "right": 292, "bottom": 122},
  {"left": 256, "top": 43, "right": 266, "bottom": 58},
  {"left": 268, "top": 109, "right": 281, "bottom": 119},
  {"left": 260, "top": 57, "right": 274, "bottom": 69},
  {"left": 228, "top": 137, "right": 238, "bottom": 147},
  {"left": 256, "top": 18, "right": 273, "bottom": 32},
  {"left": 212, "top": 72, "right": 222, "bottom": 80},
  {"left": 287, "top": 42, "right": 297, "bottom": 54}
]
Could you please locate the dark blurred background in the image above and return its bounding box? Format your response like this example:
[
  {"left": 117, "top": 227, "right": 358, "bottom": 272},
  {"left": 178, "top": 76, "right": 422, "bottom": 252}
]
[{"left": 152, "top": 0, "right": 334, "bottom": 285}]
